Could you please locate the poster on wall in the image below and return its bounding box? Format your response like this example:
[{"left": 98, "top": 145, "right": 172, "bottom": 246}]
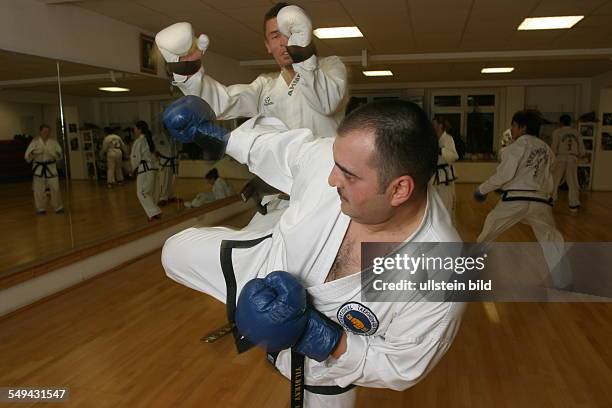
[
  {"left": 580, "top": 124, "right": 594, "bottom": 137},
  {"left": 602, "top": 132, "right": 612, "bottom": 151},
  {"left": 70, "top": 137, "right": 79, "bottom": 151}
]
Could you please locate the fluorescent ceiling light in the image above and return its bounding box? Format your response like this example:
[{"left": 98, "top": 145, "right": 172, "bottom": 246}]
[
  {"left": 481, "top": 67, "right": 514, "bottom": 74},
  {"left": 314, "top": 26, "right": 363, "bottom": 39},
  {"left": 363, "top": 70, "right": 393, "bottom": 77},
  {"left": 518, "top": 16, "right": 584, "bottom": 30},
  {"left": 98, "top": 86, "right": 130, "bottom": 92}
]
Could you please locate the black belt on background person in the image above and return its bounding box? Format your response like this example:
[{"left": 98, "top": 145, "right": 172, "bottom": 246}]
[
  {"left": 136, "top": 160, "right": 158, "bottom": 175},
  {"left": 158, "top": 154, "right": 178, "bottom": 173},
  {"left": 219, "top": 236, "right": 356, "bottom": 407},
  {"left": 501, "top": 189, "right": 553, "bottom": 206},
  {"left": 433, "top": 163, "right": 456, "bottom": 186},
  {"left": 32, "top": 160, "right": 57, "bottom": 178}
]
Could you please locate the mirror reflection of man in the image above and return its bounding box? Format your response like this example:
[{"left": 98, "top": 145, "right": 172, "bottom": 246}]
[{"left": 24, "top": 124, "right": 64, "bottom": 214}]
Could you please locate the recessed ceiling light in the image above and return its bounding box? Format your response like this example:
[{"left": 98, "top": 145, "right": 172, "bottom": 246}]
[
  {"left": 363, "top": 70, "right": 393, "bottom": 77},
  {"left": 481, "top": 67, "right": 515, "bottom": 74},
  {"left": 518, "top": 16, "right": 584, "bottom": 30},
  {"left": 98, "top": 86, "right": 130, "bottom": 92},
  {"left": 313, "top": 26, "right": 363, "bottom": 39}
]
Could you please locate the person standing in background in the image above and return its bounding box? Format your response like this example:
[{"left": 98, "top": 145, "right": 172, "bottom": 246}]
[
  {"left": 431, "top": 116, "right": 458, "bottom": 222},
  {"left": 154, "top": 128, "right": 179, "bottom": 206},
  {"left": 551, "top": 114, "right": 585, "bottom": 212},
  {"left": 24, "top": 124, "right": 64, "bottom": 214},
  {"left": 130, "top": 120, "right": 162, "bottom": 221},
  {"left": 102, "top": 127, "right": 127, "bottom": 189}
]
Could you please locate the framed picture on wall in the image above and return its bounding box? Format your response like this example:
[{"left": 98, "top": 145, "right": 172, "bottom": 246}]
[
  {"left": 580, "top": 124, "right": 594, "bottom": 137},
  {"left": 140, "top": 34, "right": 157, "bottom": 74},
  {"left": 602, "top": 132, "right": 612, "bottom": 151}
]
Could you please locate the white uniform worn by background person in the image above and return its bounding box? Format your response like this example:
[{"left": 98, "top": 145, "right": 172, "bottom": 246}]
[
  {"left": 102, "top": 133, "right": 126, "bottom": 186},
  {"left": 432, "top": 131, "right": 458, "bottom": 221},
  {"left": 185, "top": 177, "right": 235, "bottom": 208},
  {"left": 162, "top": 117, "right": 465, "bottom": 408},
  {"left": 476, "top": 134, "right": 570, "bottom": 288},
  {"left": 153, "top": 131, "right": 178, "bottom": 203},
  {"left": 551, "top": 126, "right": 584, "bottom": 210},
  {"left": 24, "top": 137, "right": 63, "bottom": 212},
  {"left": 130, "top": 135, "right": 161, "bottom": 219}
]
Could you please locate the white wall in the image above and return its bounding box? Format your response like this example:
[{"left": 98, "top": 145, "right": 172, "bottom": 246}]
[
  {"left": 0, "top": 101, "right": 44, "bottom": 140},
  {"left": 0, "top": 90, "right": 96, "bottom": 129},
  {"left": 0, "top": 0, "right": 255, "bottom": 84},
  {"left": 592, "top": 87, "right": 612, "bottom": 191},
  {"left": 525, "top": 85, "right": 577, "bottom": 114}
]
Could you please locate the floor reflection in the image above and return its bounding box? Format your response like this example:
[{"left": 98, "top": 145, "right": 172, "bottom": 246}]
[{"left": 0, "top": 177, "right": 247, "bottom": 274}]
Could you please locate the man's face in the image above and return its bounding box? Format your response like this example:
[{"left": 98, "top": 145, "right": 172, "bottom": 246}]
[
  {"left": 40, "top": 127, "right": 50, "bottom": 139},
  {"left": 328, "top": 129, "right": 394, "bottom": 224},
  {"left": 264, "top": 18, "right": 293, "bottom": 68},
  {"left": 510, "top": 121, "right": 525, "bottom": 140}
]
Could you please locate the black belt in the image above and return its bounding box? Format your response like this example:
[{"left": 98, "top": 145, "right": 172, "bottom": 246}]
[
  {"left": 433, "top": 163, "right": 456, "bottom": 186},
  {"left": 219, "top": 235, "right": 355, "bottom": 407},
  {"left": 219, "top": 234, "right": 272, "bottom": 353},
  {"left": 158, "top": 154, "right": 178, "bottom": 173},
  {"left": 136, "top": 160, "right": 158, "bottom": 174},
  {"left": 33, "top": 160, "right": 57, "bottom": 178},
  {"left": 268, "top": 351, "right": 357, "bottom": 399},
  {"left": 501, "top": 190, "right": 553, "bottom": 206}
]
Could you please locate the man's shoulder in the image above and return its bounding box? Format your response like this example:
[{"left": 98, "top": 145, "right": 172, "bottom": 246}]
[{"left": 257, "top": 72, "right": 279, "bottom": 82}]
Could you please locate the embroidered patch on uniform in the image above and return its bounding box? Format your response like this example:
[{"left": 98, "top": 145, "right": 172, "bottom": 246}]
[
  {"left": 337, "top": 302, "right": 379, "bottom": 336},
  {"left": 263, "top": 96, "right": 274, "bottom": 106}
]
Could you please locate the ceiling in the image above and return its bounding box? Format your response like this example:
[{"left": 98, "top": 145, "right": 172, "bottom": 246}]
[
  {"left": 2, "top": 0, "right": 612, "bottom": 96},
  {"left": 0, "top": 50, "right": 173, "bottom": 97},
  {"left": 69, "top": 0, "right": 612, "bottom": 84}
]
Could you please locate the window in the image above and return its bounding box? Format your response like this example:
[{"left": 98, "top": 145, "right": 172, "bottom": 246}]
[{"left": 430, "top": 89, "right": 499, "bottom": 161}]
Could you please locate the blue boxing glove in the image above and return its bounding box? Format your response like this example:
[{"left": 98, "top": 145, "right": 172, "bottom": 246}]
[
  {"left": 473, "top": 189, "right": 488, "bottom": 202},
  {"left": 162, "top": 95, "right": 228, "bottom": 160},
  {"left": 235, "top": 271, "right": 343, "bottom": 362}
]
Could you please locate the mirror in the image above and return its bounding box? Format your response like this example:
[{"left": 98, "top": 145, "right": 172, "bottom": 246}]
[
  {"left": 57, "top": 67, "right": 249, "bottom": 251},
  {"left": 0, "top": 49, "right": 72, "bottom": 275},
  {"left": 0, "top": 50, "right": 250, "bottom": 278}
]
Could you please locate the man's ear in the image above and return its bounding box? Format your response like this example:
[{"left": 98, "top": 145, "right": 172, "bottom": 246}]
[
  {"left": 264, "top": 40, "right": 272, "bottom": 54},
  {"left": 388, "top": 175, "right": 415, "bottom": 207}
]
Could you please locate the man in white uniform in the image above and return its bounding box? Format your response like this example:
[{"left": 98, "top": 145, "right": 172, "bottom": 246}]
[
  {"left": 431, "top": 117, "right": 459, "bottom": 221},
  {"left": 102, "top": 127, "right": 127, "bottom": 188},
  {"left": 155, "top": 3, "right": 348, "bottom": 218},
  {"left": 551, "top": 114, "right": 584, "bottom": 212},
  {"left": 162, "top": 99, "right": 464, "bottom": 408},
  {"left": 24, "top": 124, "right": 64, "bottom": 214},
  {"left": 130, "top": 121, "right": 162, "bottom": 220},
  {"left": 474, "top": 109, "right": 570, "bottom": 288},
  {"left": 153, "top": 130, "right": 178, "bottom": 205}
]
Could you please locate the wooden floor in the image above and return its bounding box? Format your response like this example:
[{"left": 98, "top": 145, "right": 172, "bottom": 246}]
[
  {"left": 0, "top": 178, "right": 246, "bottom": 274},
  {"left": 1, "top": 186, "right": 611, "bottom": 407}
]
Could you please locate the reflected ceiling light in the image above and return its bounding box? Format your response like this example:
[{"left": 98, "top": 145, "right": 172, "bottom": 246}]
[
  {"left": 362, "top": 70, "right": 393, "bottom": 77},
  {"left": 99, "top": 86, "right": 130, "bottom": 92},
  {"left": 481, "top": 67, "right": 514, "bottom": 74},
  {"left": 518, "top": 16, "right": 584, "bottom": 30},
  {"left": 314, "top": 26, "right": 363, "bottom": 39}
]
